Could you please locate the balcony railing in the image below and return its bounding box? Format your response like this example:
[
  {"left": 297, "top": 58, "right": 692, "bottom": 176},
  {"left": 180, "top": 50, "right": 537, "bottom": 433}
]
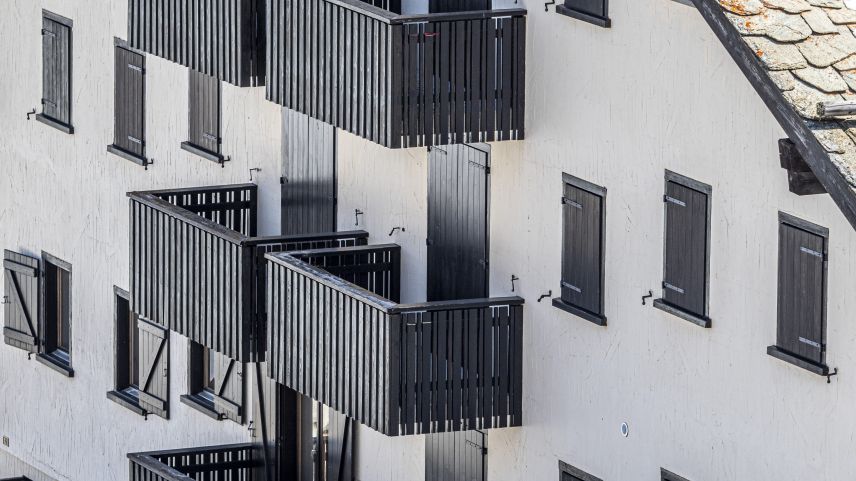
[
  {"left": 128, "top": 443, "right": 260, "bottom": 481},
  {"left": 265, "top": 0, "right": 527, "bottom": 148},
  {"left": 266, "top": 245, "right": 524, "bottom": 436},
  {"left": 127, "top": 0, "right": 265, "bottom": 87},
  {"left": 128, "top": 184, "right": 367, "bottom": 362}
]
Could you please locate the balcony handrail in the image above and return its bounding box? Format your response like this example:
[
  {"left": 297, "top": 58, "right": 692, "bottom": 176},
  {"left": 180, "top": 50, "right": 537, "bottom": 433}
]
[
  {"left": 128, "top": 443, "right": 259, "bottom": 481},
  {"left": 267, "top": 252, "right": 398, "bottom": 312},
  {"left": 324, "top": 0, "right": 526, "bottom": 24},
  {"left": 128, "top": 191, "right": 247, "bottom": 245},
  {"left": 129, "top": 183, "right": 257, "bottom": 197},
  {"left": 390, "top": 296, "right": 525, "bottom": 314},
  {"left": 244, "top": 230, "right": 369, "bottom": 247}
]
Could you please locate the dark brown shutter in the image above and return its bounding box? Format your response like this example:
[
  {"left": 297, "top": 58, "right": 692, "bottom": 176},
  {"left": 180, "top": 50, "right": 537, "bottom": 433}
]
[
  {"left": 662, "top": 181, "right": 709, "bottom": 317},
  {"left": 3, "top": 250, "right": 40, "bottom": 352},
  {"left": 777, "top": 219, "right": 826, "bottom": 365},
  {"left": 425, "top": 431, "right": 485, "bottom": 481},
  {"left": 114, "top": 46, "right": 145, "bottom": 157},
  {"left": 188, "top": 70, "right": 222, "bottom": 155},
  {"left": 138, "top": 319, "right": 169, "bottom": 419},
  {"left": 326, "top": 411, "right": 354, "bottom": 481},
  {"left": 561, "top": 180, "right": 604, "bottom": 316},
  {"left": 213, "top": 352, "right": 245, "bottom": 424},
  {"left": 281, "top": 108, "right": 338, "bottom": 235}
]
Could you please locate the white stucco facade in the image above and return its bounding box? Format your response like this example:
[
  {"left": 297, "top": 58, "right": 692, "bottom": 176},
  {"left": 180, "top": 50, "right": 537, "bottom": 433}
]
[{"left": 2, "top": 0, "right": 856, "bottom": 480}]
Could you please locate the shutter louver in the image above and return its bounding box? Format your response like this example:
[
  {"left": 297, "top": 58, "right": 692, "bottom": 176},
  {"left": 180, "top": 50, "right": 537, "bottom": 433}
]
[
  {"left": 777, "top": 220, "right": 826, "bottom": 365},
  {"left": 138, "top": 319, "right": 169, "bottom": 419},
  {"left": 560, "top": 180, "right": 604, "bottom": 318},
  {"left": 212, "top": 352, "right": 244, "bottom": 424},
  {"left": 662, "top": 181, "right": 709, "bottom": 317},
  {"left": 3, "top": 250, "right": 40, "bottom": 352},
  {"left": 187, "top": 70, "right": 221, "bottom": 155}
]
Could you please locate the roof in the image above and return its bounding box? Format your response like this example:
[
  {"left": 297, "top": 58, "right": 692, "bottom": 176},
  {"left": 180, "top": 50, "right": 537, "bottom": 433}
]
[{"left": 693, "top": 0, "right": 856, "bottom": 230}]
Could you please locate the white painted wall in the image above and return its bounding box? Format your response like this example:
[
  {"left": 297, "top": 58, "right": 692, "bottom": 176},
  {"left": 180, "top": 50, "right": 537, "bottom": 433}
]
[{"left": 3, "top": 0, "right": 856, "bottom": 481}]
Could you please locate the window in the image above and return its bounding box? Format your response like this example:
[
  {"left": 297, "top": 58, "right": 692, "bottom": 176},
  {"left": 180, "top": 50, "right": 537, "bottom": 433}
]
[
  {"left": 305, "top": 401, "right": 354, "bottom": 481},
  {"left": 107, "top": 38, "right": 148, "bottom": 166},
  {"left": 661, "top": 468, "right": 692, "bottom": 481},
  {"left": 181, "top": 69, "right": 224, "bottom": 163},
  {"left": 107, "top": 287, "right": 146, "bottom": 416},
  {"left": 556, "top": 0, "right": 611, "bottom": 28},
  {"left": 653, "top": 171, "right": 712, "bottom": 328},
  {"left": 767, "top": 212, "right": 830, "bottom": 376},
  {"left": 181, "top": 342, "right": 244, "bottom": 423},
  {"left": 37, "top": 10, "right": 73, "bottom": 134},
  {"left": 559, "top": 461, "right": 603, "bottom": 481},
  {"left": 553, "top": 173, "right": 607, "bottom": 326},
  {"left": 36, "top": 252, "right": 73, "bottom": 377}
]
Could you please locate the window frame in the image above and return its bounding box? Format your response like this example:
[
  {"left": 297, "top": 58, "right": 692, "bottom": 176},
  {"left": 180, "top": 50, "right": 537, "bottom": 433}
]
[
  {"left": 653, "top": 170, "right": 713, "bottom": 328},
  {"left": 107, "top": 37, "right": 149, "bottom": 167},
  {"left": 559, "top": 460, "right": 603, "bottom": 481},
  {"left": 767, "top": 212, "right": 830, "bottom": 376},
  {"left": 181, "top": 69, "right": 225, "bottom": 163},
  {"left": 180, "top": 341, "right": 221, "bottom": 420},
  {"left": 106, "top": 286, "right": 147, "bottom": 416},
  {"left": 556, "top": 0, "right": 611, "bottom": 28},
  {"left": 36, "top": 251, "right": 73, "bottom": 377},
  {"left": 36, "top": 9, "right": 74, "bottom": 134},
  {"left": 553, "top": 172, "right": 608, "bottom": 326}
]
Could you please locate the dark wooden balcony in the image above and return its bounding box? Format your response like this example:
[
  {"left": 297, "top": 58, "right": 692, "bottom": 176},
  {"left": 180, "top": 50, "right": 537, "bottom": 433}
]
[
  {"left": 127, "top": 0, "right": 265, "bottom": 87},
  {"left": 128, "top": 443, "right": 260, "bottom": 481},
  {"left": 266, "top": 245, "right": 524, "bottom": 436},
  {"left": 128, "top": 184, "right": 367, "bottom": 362},
  {"left": 265, "top": 0, "right": 527, "bottom": 148}
]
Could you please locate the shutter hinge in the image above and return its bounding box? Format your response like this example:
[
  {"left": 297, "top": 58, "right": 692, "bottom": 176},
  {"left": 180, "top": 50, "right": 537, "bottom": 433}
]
[
  {"left": 664, "top": 195, "right": 686, "bottom": 207},
  {"left": 41, "top": 98, "right": 57, "bottom": 107},
  {"left": 128, "top": 63, "right": 144, "bottom": 73},
  {"left": 128, "top": 136, "right": 144, "bottom": 145},
  {"left": 561, "top": 196, "right": 582, "bottom": 209},
  {"left": 663, "top": 282, "right": 685, "bottom": 294},
  {"left": 799, "top": 246, "right": 823, "bottom": 259},
  {"left": 478, "top": 259, "right": 489, "bottom": 269},
  {"left": 426, "top": 238, "right": 433, "bottom": 246},
  {"left": 280, "top": 176, "right": 287, "bottom": 184},
  {"left": 202, "top": 132, "right": 219, "bottom": 143},
  {"left": 41, "top": 29, "right": 56, "bottom": 37},
  {"left": 561, "top": 281, "right": 581, "bottom": 293}
]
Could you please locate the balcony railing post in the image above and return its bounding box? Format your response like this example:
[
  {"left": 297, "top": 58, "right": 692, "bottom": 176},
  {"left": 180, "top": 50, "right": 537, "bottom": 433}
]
[
  {"left": 388, "top": 23, "right": 404, "bottom": 148},
  {"left": 386, "top": 312, "right": 401, "bottom": 436}
]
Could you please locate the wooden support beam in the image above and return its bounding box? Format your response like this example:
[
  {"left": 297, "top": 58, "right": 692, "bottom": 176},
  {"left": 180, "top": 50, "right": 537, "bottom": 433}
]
[
  {"left": 817, "top": 100, "right": 856, "bottom": 119},
  {"left": 779, "top": 138, "right": 827, "bottom": 196}
]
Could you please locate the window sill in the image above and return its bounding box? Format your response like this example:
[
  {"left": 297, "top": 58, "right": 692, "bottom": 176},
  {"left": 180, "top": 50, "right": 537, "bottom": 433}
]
[
  {"left": 653, "top": 299, "right": 711, "bottom": 328},
  {"left": 556, "top": 4, "right": 611, "bottom": 28},
  {"left": 767, "top": 345, "right": 829, "bottom": 376},
  {"left": 107, "top": 144, "right": 149, "bottom": 167},
  {"left": 180, "top": 141, "right": 226, "bottom": 164},
  {"left": 107, "top": 389, "right": 147, "bottom": 417},
  {"left": 552, "top": 298, "right": 607, "bottom": 326},
  {"left": 35, "top": 114, "right": 74, "bottom": 134},
  {"left": 180, "top": 394, "right": 222, "bottom": 421},
  {"left": 35, "top": 352, "right": 74, "bottom": 377}
]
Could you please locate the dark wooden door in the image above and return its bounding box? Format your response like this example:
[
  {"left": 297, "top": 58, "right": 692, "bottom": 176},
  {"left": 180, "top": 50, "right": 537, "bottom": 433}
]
[
  {"left": 282, "top": 108, "right": 337, "bottom": 235},
  {"left": 426, "top": 431, "right": 486, "bottom": 481},
  {"left": 427, "top": 144, "right": 490, "bottom": 302}
]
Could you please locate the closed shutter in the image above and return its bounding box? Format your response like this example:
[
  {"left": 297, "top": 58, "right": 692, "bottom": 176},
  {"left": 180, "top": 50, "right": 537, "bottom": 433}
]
[
  {"left": 281, "top": 108, "right": 337, "bottom": 235},
  {"left": 561, "top": 180, "right": 604, "bottom": 317},
  {"left": 777, "top": 219, "right": 826, "bottom": 365},
  {"left": 3, "top": 250, "right": 40, "bottom": 352},
  {"left": 138, "top": 319, "right": 169, "bottom": 418},
  {"left": 425, "top": 431, "right": 485, "bottom": 481},
  {"left": 662, "top": 180, "right": 709, "bottom": 317},
  {"left": 114, "top": 45, "right": 145, "bottom": 157},
  {"left": 326, "top": 411, "right": 354, "bottom": 481},
  {"left": 212, "top": 352, "right": 245, "bottom": 424},
  {"left": 188, "top": 69, "right": 221, "bottom": 155},
  {"left": 562, "top": 0, "right": 609, "bottom": 19},
  {"left": 41, "top": 16, "right": 71, "bottom": 126}
]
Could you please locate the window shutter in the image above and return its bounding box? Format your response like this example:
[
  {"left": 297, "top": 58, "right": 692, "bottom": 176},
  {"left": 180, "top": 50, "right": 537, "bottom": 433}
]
[
  {"left": 561, "top": 181, "right": 604, "bottom": 316},
  {"left": 3, "top": 250, "right": 40, "bottom": 352},
  {"left": 662, "top": 180, "right": 709, "bottom": 317},
  {"left": 777, "top": 220, "right": 826, "bottom": 365},
  {"left": 326, "top": 411, "right": 354, "bottom": 481},
  {"left": 41, "top": 17, "right": 71, "bottom": 126},
  {"left": 137, "top": 319, "right": 169, "bottom": 419},
  {"left": 212, "top": 352, "right": 244, "bottom": 424},
  {"left": 188, "top": 70, "right": 221, "bottom": 155},
  {"left": 114, "top": 46, "right": 145, "bottom": 158}
]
